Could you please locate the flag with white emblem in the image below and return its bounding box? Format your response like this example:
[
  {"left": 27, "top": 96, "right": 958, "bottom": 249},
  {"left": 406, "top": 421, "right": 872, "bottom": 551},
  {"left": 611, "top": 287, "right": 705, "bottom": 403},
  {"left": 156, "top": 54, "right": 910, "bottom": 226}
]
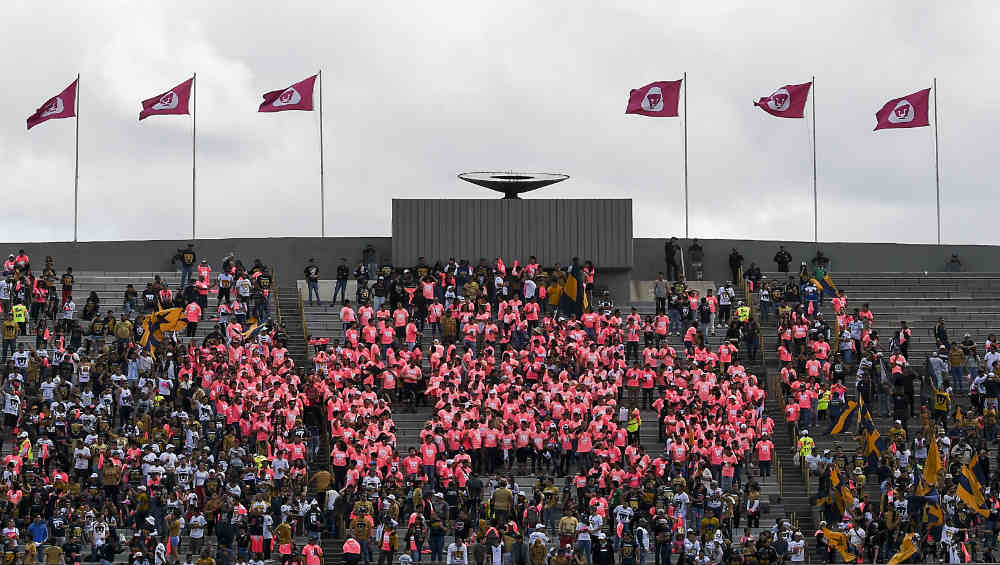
[
  {"left": 27, "top": 78, "right": 77, "bottom": 130},
  {"left": 874, "top": 88, "right": 931, "bottom": 130},
  {"left": 625, "top": 80, "right": 682, "bottom": 117},
  {"left": 754, "top": 82, "right": 811, "bottom": 118},
  {"left": 139, "top": 77, "right": 194, "bottom": 120},
  {"left": 258, "top": 75, "right": 317, "bottom": 112}
]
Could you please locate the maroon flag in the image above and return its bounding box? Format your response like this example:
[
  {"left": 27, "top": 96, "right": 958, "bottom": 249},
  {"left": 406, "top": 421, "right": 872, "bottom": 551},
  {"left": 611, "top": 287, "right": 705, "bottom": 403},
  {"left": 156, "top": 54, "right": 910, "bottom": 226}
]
[
  {"left": 874, "top": 88, "right": 931, "bottom": 130},
  {"left": 258, "top": 75, "right": 317, "bottom": 112},
  {"left": 27, "top": 79, "right": 77, "bottom": 130},
  {"left": 139, "top": 77, "right": 194, "bottom": 121},
  {"left": 625, "top": 80, "right": 682, "bottom": 117},
  {"left": 754, "top": 82, "right": 811, "bottom": 118}
]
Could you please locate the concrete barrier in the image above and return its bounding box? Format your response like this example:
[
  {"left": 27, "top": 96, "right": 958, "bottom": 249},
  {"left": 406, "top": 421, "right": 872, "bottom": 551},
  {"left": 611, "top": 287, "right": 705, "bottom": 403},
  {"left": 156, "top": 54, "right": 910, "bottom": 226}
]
[{"left": 629, "top": 280, "right": 718, "bottom": 303}]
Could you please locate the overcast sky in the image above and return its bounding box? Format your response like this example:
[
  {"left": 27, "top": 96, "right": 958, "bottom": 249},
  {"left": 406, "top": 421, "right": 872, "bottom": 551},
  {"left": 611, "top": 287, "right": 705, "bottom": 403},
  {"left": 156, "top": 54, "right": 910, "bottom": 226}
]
[{"left": 2, "top": 2, "right": 996, "bottom": 244}]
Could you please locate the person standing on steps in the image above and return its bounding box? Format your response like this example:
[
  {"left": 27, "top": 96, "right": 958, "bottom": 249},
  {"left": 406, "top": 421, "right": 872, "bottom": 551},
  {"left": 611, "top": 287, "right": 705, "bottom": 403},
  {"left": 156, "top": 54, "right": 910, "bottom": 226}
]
[
  {"left": 653, "top": 274, "right": 667, "bottom": 315},
  {"left": 728, "top": 249, "right": 744, "bottom": 285},
  {"left": 304, "top": 258, "right": 321, "bottom": 306},
  {"left": 687, "top": 239, "right": 704, "bottom": 281},
  {"left": 333, "top": 258, "right": 350, "bottom": 305},
  {"left": 664, "top": 238, "right": 681, "bottom": 281},
  {"left": 174, "top": 244, "right": 196, "bottom": 289},
  {"left": 774, "top": 246, "right": 792, "bottom": 273}
]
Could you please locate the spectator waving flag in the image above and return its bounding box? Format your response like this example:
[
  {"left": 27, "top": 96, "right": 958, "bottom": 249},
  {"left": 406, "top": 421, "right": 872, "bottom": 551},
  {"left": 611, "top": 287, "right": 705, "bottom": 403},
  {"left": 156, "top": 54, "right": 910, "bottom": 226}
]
[
  {"left": 259, "top": 75, "right": 317, "bottom": 112},
  {"left": 821, "top": 528, "right": 855, "bottom": 563},
  {"left": 888, "top": 534, "right": 919, "bottom": 565},
  {"left": 139, "top": 77, "right": 194, "bottom": 120},
  {"left": 874, "top": 88, "right": 931, "bottom": 130},
  {"left": 27, "top": 78, "right": 78, "bottom": 130},
  {"left": 139, "top": 308, "right": 188, "bottom": 356},
  {"left": 923, "top": 435, "right": 942, "bottom": 485},
  {"left": 827, "top": 399, "right": 857, "bottom": 434},
  {"left": 956, "top": 453, "right": 990, "bottom": 517},
  {"left": 625, "top": 80, "right": 682, "bottom": 117},
  {"left": 559, "top": 264, "right": 588, "bottom": 318},
  {"left": 754, "top": 82, "right": 811, "bottom": 118}
]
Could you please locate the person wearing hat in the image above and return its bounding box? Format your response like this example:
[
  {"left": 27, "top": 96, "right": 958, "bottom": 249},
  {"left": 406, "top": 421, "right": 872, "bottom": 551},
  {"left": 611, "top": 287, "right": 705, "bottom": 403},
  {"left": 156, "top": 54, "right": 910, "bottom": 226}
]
[{"left": 797, "top": 429, "right": 814, "bottom": 459}]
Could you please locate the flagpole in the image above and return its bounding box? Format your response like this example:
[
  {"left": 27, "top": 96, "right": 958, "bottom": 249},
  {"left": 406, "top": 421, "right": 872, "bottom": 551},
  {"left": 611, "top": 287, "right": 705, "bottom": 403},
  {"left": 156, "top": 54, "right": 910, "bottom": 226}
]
[
  {"left": 682, "top": 71, "right": 688, "bottom": 239},
  {"left": 192, "top": 73, "right": 197, "bottom": 241},
  {"left": 811, "top": 75, "right": 817, "bottom": 244},
  {"left": 74, "top": 73, "right": 80, "bottom": 243},
  {"left": 318, "top": 69, "right": 325, "bottom": 238},
  {"left": 933, "top": 77, "right": 940, "bottom": 245}
]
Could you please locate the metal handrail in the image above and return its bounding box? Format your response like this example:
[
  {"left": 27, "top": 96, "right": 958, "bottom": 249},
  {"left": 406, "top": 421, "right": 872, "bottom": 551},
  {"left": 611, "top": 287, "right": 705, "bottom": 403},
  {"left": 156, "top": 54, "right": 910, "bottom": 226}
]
[
  {"left": 776, "top": 455, "right": 784, "bottom": 499},
  {"left": 297, "top": 285, "right": 310, "bottom": 349},
  {"left": 273, "top": 271, "right": 283, "bottom": 326}
]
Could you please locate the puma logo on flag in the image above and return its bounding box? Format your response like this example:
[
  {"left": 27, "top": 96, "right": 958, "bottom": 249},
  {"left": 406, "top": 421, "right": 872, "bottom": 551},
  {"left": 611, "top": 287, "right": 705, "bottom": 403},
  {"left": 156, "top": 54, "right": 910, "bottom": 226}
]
[
  {"left": 273, "top": 88, "right": 301, "bottom": 107},
  {"left": 258, "top": 75, "right": 317, "bottom": 112},
  {"left": 625, "top": 80, "right": 681, "bottom": 116},
  {"left": 888, "top": 100, "right": 914, "bottom": 123},
  {"left": 138, "top": 78, "right": 193, "bottom": 120},
  {"left": 754, "top": 82, "right": 811, "bottom": 119},
  {"left": 42, "top": 97, "right": 64, "bottom": 117},
  {"left": 27, "top": 78, "right": 77, "bottom": 129},
  {"left": 767, "top": 89, "right": 791, "bottom": 111},
  {"left": 874, "top": 88, "right": 930, "bottom": 130},
  {"left": 642, "top": 87, "right": 664, "bottom": 112},
  {"left": 153, "top": 91, "right": 178, "bottom": 111}
]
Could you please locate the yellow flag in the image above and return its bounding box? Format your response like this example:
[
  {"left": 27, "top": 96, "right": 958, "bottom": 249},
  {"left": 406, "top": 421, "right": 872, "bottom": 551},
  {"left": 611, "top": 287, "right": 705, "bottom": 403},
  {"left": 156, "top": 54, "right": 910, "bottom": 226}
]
[
  {"left": 888, "top": 533, "right": 918, "bottom": 565},
  {"left": 830, "top": 400, "right": 857, "bottom": 435},
  {"left": 822, "top": 528, "right": 856, "bottom": 563},
  {"left": 923, "top": 437, "right": 941, "bottom": 486}
]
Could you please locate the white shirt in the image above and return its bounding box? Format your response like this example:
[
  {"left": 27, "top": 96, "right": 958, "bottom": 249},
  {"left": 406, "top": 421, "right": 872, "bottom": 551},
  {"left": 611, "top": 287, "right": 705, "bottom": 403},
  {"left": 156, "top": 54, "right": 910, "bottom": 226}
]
[
  {"left": 446, "top": 543, "right": 468, "bottom": 565},
  {"left": 2, "top": 394, "right": 19, "bottom": 416},
  {"left": 155, "top": 542, "right": 166, "bottom": 565},
  {"left": 788, "top": 540, "right": 805, "bottom": 561},
  {"left": 73, "top": 447, "right": 91, "bottom": 469},
  {"left": 941, "top": 524, "right": 958, "bottom": 545},
  {"left": 189, "top": 514, "right": 206, "bottom": 538},
  {"left": 523, "top": 280, "right": 537, "bottom": 300},
  {"left": 40, "top": 381, "right": 56, "bottom": 401},
  {"left": 847, "top": 527, "right": 865, "bottom": 547},
  {"left": 528, "top": 532, "right": 549, "bottom": 546},
  {"left": 985, "top": 351, "right": 1000, "bottom": 372},
  {"left": 271, "top": 457, "right": 289, "bottom": 479},
  {"left": 11, "top": 351, "right": 28, "bottom": 369}
]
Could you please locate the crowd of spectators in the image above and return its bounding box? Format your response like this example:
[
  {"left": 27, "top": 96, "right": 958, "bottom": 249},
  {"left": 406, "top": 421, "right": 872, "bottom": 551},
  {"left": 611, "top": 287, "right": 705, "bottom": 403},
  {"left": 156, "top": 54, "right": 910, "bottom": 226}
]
[
  {"left": 299, "top": 253, "right": 791, "bottom": 565},
  {"left": 742, "top": 249, "right": 1000, "bottom": 563},
  {"left": 0, "top": 248, "right": 347, "bottom": 565}
]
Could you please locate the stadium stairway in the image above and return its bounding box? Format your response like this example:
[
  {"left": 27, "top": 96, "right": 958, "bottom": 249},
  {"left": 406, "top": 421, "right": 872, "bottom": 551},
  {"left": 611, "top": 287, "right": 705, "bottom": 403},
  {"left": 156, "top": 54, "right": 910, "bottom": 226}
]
[
  {"left": 275, "top": 279, "right": 309, "bottom": 366},
  {"left": 631, "top": 281, "right": 799, "bottom": 533}
]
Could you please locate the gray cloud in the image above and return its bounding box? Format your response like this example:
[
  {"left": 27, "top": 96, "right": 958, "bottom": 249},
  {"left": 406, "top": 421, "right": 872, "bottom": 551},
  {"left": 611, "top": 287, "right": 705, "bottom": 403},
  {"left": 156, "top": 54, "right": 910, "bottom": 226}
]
[{"left": 2, "top": 1, "right": 996, "bottom": 244}]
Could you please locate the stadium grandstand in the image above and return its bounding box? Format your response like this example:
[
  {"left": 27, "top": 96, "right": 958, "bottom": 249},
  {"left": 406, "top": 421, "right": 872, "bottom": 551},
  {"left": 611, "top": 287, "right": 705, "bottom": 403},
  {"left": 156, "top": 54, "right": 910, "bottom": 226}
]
[{"left": 3, "top": 199, "right": 1000, "bottom": 565}]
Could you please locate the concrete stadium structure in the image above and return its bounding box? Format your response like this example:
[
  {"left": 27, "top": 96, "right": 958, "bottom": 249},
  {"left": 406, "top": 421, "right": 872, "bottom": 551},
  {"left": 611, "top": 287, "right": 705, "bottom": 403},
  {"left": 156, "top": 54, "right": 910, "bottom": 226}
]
[{"left": 7, "top": 198, "right": 999, "bottom": 303}]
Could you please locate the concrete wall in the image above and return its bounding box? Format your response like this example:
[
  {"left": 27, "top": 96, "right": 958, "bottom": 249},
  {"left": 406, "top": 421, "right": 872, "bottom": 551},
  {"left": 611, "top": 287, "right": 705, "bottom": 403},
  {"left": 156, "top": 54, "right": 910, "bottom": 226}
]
[
  {"left": 0, "top": 238, "right": 391, "bottom": 286},
  {"left": 632, "top": 238, "right": 1000, "bottom": 282},
  {"left": 392, "top": 199, "right": 634, "bottom": 268},
  {"left": 4, "top": 235, "right": 998, "bottom": 307}
]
